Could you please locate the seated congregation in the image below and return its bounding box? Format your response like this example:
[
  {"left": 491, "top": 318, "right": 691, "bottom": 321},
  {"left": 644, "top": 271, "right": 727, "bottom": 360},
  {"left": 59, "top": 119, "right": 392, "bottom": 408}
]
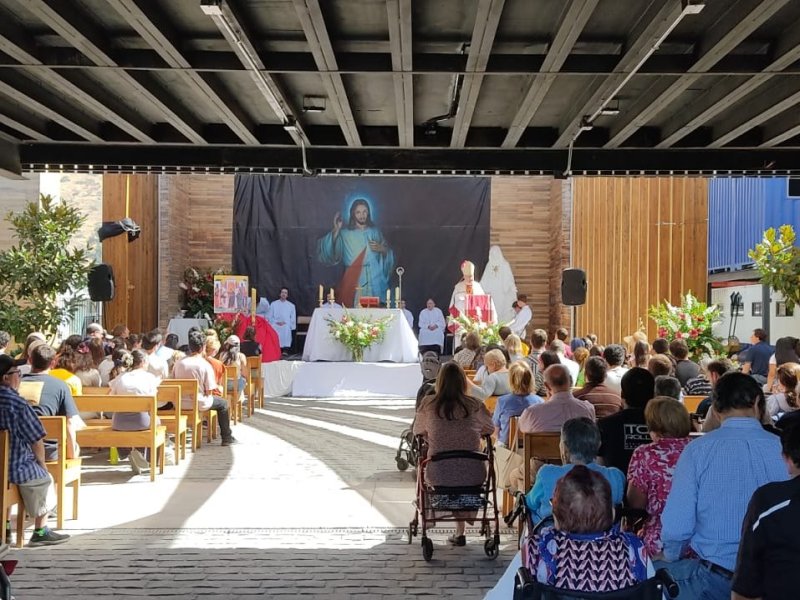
[
  {"left": 419, "top": 327, "right": 800, "bottom": 600},
  {"left": 0, "top": 321, "right": 263, "bottom": 547}
]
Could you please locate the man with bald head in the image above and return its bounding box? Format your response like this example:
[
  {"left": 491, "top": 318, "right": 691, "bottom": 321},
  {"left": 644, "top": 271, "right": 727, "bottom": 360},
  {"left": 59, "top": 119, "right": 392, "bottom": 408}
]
[{"left": 519, "top": 364, "right": 596, "bottom": 433}]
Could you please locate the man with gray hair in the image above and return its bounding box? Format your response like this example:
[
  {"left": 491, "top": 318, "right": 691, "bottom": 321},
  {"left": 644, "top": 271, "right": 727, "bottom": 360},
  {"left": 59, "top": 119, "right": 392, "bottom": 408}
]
[
  {"left": 519, "top": 364, "right": 595, "bottom": 434},
  {"left": 524, "top": 417, "right": 625, "bottom": 523},
  {"left": 548, "top": 339, "right": 579, "bottom": 383},
  {"left": 654, "top": 375, "right": 682, "bottom": 401}
]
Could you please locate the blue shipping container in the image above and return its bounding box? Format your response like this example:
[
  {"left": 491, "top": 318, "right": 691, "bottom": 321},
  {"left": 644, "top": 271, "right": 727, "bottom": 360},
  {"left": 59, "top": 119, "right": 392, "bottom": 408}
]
[{"left": 708, "top": 177, "right": 800, "bottom": 272}]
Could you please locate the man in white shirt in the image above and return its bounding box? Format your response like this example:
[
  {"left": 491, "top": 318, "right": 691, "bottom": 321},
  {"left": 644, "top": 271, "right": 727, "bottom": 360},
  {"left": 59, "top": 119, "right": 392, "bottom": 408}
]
[
  {"left": 550, "top": 339, "right": 580, "bottom": 383},
  {"left": 603, "top": 344, "right": 629, "bottom": 395},
  {"left": 508, "top": 294, "right": 532, "bottom": 338},
  {"left": 418, "top": 298, "right": 446, "bottom": 354},
  {"left": 172, "top": 330, "right": 236, "bottom": 446},
  {"left": 268, "top": 287, "right": 296, "bottom": 354},
  {"left": 142, "top": 330, "right": 168, "bottom": 381},
  {"left": 400, "top": 300, "right": 414, "bottom": 330}
]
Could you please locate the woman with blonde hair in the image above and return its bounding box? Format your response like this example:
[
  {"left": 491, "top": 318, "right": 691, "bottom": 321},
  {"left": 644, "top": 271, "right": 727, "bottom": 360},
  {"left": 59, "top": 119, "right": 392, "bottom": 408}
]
[
  {"left": 573, "top": 346, "right": 590, "bottom": 387},
  {"left": 471, "top": 349, "right": 512, "bottom": 400},
  {"left": 493, "top": 361, "right": 542, "bottom": 446},
  {"left": 504, "top": 334, "right": 524, "bottom": 363}
]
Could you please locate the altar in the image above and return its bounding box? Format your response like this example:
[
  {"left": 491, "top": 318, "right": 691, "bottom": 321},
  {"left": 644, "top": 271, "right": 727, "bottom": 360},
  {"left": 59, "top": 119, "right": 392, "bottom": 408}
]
[{"left": 302, "top": 308, "right": 419, "bottom": 363}]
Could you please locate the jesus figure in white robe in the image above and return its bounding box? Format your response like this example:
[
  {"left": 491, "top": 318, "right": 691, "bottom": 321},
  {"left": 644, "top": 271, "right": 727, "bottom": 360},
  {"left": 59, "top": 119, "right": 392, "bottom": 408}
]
[{"left": 317, "top": 199, "right": 395, "bottom": 307}]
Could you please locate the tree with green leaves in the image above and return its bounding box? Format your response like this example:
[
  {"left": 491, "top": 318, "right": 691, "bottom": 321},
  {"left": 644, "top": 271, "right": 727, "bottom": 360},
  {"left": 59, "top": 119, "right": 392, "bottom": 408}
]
[
  {"left": 748, "top": 224, "right": 800, "bottom": 312},
  {"left": 0, "top": 194, "right": 94, "bottom": 342}
]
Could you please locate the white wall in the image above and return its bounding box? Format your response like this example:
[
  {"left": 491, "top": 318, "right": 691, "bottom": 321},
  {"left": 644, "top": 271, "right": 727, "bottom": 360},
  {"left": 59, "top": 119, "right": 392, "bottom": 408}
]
[{"left": 712, "top": 283, "right": 800, "bottom": 344}]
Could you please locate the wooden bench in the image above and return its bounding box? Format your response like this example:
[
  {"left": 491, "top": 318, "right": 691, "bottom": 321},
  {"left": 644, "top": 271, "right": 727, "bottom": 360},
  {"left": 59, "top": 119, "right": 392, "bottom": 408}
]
[
  {"left": 168, "top": 379, "right": 217, "bottom": 448},
  {"left": 73, "top": 395, "right": 166, "bottom": 482},
  {"left": 156, "top": 384, "right": 187, "bottom": 464},
  {"left": 39, "top": 416, "right": 81, "bottom": 529},
  {"left": 0, "top": 431, "right": 24, "bottom": 548},
  {"left": 683, "top": 395, "right": 705, "bottom": 414},
  {"left": 246, "top": 356, "right": 263, "bottom": 412}
]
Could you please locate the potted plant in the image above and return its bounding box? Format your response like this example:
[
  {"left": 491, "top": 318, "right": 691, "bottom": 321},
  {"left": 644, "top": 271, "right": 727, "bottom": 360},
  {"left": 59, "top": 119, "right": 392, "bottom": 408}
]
[
  {"left": 648, "top": 292, "right": 723, "bottom": 360},
  {"left": 326, "top": 311, "right": 393, "bottom": 362},
  {"left": 0, "top": 194, "right": 93, "bottom": 343}
]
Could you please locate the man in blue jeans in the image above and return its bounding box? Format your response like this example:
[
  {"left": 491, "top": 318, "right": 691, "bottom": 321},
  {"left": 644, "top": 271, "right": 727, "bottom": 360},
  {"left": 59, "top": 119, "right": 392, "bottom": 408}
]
[{"left": 657, "top": 372, "right": 785, "bottom": 599}]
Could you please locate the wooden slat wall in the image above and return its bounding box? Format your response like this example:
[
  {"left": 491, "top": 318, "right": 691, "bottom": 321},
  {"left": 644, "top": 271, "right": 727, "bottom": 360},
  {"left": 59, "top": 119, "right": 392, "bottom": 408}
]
[
  {"left": 489, "top": 177, "right": 569, "bottom": 335},
  {"left": 572, "top": 177, "right": 708, "bottom": 345},
  {"left": 102, "top": 174, "right": 158, "bottom": 334}
]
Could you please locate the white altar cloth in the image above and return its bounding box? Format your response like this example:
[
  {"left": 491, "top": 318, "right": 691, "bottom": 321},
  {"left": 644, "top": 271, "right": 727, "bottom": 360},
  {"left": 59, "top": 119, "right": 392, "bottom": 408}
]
[
  {"left": 263, "top": 361, "right": 422, "bottom": 397},
  {"left": 167, "top": 318, "right": 209, "bottom": 346},
  {"left": 302, "top": 308, "right": 419, "bottom": 363}
]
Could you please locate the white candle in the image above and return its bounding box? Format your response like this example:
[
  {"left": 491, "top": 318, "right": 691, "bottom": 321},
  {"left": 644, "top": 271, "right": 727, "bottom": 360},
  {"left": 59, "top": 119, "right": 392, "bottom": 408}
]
[
  {"left": 386, "top": 289, "right": 391, "bottom": 306},
  {"left": 319, "top": 284, "right": 323, "bottom": 303}
]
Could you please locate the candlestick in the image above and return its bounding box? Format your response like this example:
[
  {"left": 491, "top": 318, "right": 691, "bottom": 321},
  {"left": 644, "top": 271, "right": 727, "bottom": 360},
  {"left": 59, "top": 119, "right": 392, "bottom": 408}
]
[
  {"left": 319, "top": 284, "right": 323, "bottom": 307},
  {"left": 394, "top": 286, "right": 400, "bottom": 308},
  {"left": 250, "top": 288, "right": 256, "bottom": 323},
  {"left": 386, "top": 289, "right": 391, "bottom": 307},
  {"left": 329, "top": 287, "right": 334, "bottom": 302}
]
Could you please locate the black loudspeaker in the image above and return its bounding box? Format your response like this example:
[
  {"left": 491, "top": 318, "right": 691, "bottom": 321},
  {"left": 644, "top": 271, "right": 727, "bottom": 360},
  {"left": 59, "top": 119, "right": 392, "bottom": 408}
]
[
  {"left": 562, "top": 268, "right": 587, "bottom": 306},
  {"left": 88, "top": 264, "right": 115, "bottom": 301}
]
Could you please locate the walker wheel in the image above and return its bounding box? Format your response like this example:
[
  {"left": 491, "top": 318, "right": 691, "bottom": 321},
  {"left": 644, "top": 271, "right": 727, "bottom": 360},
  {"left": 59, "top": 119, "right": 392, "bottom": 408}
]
[
  {"left": 396, "top": 456, "right": 409, "bottom": 471},
  {"left": 422, "top": 537, "right": 434, "bottom": 562},
  {"left": 484, "top": 538, "right": 499, "bottom": 559}
]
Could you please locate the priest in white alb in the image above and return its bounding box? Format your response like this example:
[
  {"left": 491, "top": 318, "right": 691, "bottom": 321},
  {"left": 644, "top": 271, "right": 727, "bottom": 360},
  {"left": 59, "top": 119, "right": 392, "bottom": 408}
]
[
  {"left": 268, "top": 287, "right": 296, "bottom": 354},
  {"left": 418, "top": 298, "right": 446, "bottom": 354}
]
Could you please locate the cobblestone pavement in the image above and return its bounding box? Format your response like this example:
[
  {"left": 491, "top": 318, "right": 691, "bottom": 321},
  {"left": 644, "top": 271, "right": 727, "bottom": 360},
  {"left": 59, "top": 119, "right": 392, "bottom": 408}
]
[{"left": 10, "top": 396, "right": 515, "bottom": 598}]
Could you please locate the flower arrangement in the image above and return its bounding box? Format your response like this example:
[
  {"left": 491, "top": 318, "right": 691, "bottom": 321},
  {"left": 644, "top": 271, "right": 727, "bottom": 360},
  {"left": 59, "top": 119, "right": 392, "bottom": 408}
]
[
  {"left": 326, "top": 311, "right": 394, "bottom": 362},
  {"left": 648, "top": 292, "right": 723, "bottom": 360},
  {"left": 211, "top": 313, "right": 244, "bottom": 345},
  {"left": 179, "top": 267, "right": 223, "bottom": 317},
  {"left": 449, "top": 313, "right": 502, "bottom": 345}
]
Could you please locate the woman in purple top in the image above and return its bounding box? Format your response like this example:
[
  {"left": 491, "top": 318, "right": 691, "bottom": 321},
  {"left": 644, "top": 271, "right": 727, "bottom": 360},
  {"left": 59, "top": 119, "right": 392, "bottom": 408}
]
[{"left": 493, "top": 361, "right": 542, "bottom": 446}]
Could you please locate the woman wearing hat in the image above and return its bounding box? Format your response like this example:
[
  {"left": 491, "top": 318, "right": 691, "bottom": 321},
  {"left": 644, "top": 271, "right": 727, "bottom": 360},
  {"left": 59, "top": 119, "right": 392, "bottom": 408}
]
[{"left": 219, "top": 335, "right": 247, "bottom": 402}]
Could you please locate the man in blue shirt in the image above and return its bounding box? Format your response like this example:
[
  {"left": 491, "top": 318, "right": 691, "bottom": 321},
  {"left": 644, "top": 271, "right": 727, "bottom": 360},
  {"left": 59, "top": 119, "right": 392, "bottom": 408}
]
[
  {"left": 525, "top": 417, "right": 625, "bottom": 524},
  {"left": 658, "top": 372, "right": 785, "bottom": 600},
  {"left": 741, "top": 328, "right": 774, "bottom": 382},
  {"left": 0, "top": 355, "right": 69, "bottom": 547}
]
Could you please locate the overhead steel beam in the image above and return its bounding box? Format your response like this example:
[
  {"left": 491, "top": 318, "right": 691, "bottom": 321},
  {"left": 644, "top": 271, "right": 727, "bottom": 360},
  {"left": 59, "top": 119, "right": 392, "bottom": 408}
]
[
  {"left": 450, "top": 0, "right": 505, "bottom": 148},
  {"left": 760, "top": 112, "right": 800, "bottom": 147},
  {"left": 108, "top": 0, "right": 259, "bottom": 145},
  {"left": 201, "top": 0, "right": 306, "bottom": 146},
  {"left": 386, "top": 0, "right": 413, "bottom": 147},
  {"left": 19, "top": 144, "right": 800, "bottom": 175},
  {"left": 656, "top": 22, "right": 800, "bottom": 147},
  {"left": 709, "top": 78, "right": 800, "bottom": 147},
  {"left": 605, "top": 0, "right": 791, "bottom": 148},
  {"left": 0, "top": 109, "right": 52, "bottom": 142},
  {"left": 25, "top": 0, "right": 205, "bottom": 144},
  {"left": 0, "top": 77, "right": 102, "bottom": 142},
  {"left": 292, "top": 0, "right": 361, "bottom": 146},
  {"left": 0, "top": 6, "right": 153, "bottom": 143},
  {"left": 553, "top": 0, "right": 691, "bottom": 148},
  {"left": 502, "top": 0, "right": 598, "bottom": 148},
  {"left": 0, "top": 137, "right": 23, "bottom": 179}
]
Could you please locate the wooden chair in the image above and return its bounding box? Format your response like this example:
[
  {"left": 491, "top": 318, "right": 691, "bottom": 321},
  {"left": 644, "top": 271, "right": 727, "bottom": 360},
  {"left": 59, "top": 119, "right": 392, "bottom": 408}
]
[
  {"left": 156, "top": 384, "right": 187, "bottom": 464},
  {"left": 169, "top": 379, "right": 203, "bottom": 451},
  {"left": 39, "top": 416, "right": 81, "bottom": 529},
  {"left": 73, "top": 395, "right": 167, "bottom": 482},
  {"left": 246, "top": 356, "right": 263, "bottom": 411},
  {"left": 522, "top": 432, "right": 562, "bottom": 492},
  {"left": 484, "top": 395, "right": 499, "bottom": 415},
  {"left": 224, "top": 365, "right": 240, "bottom": 424},
  {"left": 80, "top": 387, "right": 109, "bottom": 395},
  {"left": 683, "top": 395, "right": 705, "bottom": 414},
  {"left": 0, "top": 431, "right": 24, "bottom": 548}
]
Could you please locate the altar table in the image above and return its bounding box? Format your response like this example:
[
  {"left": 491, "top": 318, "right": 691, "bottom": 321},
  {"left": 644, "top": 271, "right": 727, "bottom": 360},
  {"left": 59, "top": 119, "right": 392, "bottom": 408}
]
[{"left": 302, "top": 308, "right": 419, "bottom": 363}]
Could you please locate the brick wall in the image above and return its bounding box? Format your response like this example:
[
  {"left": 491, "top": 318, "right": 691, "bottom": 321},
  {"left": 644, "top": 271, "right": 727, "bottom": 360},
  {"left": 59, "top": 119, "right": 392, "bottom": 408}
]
[{"left": 158, "top": 175, "right": 191, "bottom": 327}]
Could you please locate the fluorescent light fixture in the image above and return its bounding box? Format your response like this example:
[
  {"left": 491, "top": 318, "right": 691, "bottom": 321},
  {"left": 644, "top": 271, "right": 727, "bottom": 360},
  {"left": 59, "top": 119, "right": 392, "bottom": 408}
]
[
  {"left": 578, "top": 117, "right": 594, "bottom": 132},
  {"left": 199, "top": 0, "right": 223, "bottom": 16},
  {"left": 302, "top": 96, "right": 326, "bottom": 113},
  {"left": 682, "top": 0, "right": 706, "bottom": 15},
  {"left": 599, "top": 100, "right": 621, "bottom": 116}
]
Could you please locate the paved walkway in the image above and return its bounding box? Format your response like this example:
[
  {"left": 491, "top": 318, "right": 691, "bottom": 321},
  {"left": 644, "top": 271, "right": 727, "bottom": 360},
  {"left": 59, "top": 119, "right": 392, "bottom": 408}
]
[{"left": 10, "top": 396, "right": 514, "bottom": 598}]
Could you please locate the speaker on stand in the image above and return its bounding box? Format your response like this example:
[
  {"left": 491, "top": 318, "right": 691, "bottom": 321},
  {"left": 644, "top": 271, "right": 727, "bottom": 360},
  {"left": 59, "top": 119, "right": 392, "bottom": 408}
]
[
  {"left": 562, "top": 268, "right": 587, "bottom": 339},
  {"left": 88, "top": 264, "right": 115, "bottom": 301}
]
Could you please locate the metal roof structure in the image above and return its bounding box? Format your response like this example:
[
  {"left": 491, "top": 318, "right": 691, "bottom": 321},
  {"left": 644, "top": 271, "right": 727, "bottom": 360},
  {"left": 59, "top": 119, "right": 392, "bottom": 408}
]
[{"left": 3, "top": 0, "right": 800, "bottom": 176}]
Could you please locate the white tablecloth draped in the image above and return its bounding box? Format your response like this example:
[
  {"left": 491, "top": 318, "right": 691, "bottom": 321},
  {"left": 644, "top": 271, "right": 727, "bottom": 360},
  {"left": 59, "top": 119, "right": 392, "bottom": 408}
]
[
  {"left": 167, "top": 318, "right": 209, "bottom": 346},
  {"left": 302, "top": 308, "right": 419, "bottom": 363}
]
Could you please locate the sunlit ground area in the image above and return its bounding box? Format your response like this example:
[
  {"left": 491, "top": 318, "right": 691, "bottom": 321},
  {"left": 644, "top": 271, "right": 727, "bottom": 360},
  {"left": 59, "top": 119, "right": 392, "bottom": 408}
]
[{"left": 10, "top": 397, "right": 514, "bottom": 599}]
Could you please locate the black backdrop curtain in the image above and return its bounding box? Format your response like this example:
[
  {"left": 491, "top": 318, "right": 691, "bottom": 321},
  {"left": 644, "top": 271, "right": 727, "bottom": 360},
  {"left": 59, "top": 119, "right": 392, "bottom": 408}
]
[{"left": 232, "top": 175, "right": 490, "bottom": 319}]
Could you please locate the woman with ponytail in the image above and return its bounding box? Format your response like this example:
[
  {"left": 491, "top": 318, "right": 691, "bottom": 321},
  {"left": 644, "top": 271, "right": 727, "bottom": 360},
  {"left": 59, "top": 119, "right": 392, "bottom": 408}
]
[{"left": 766, "top": 362, "right": 800, "bottom": 419}]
